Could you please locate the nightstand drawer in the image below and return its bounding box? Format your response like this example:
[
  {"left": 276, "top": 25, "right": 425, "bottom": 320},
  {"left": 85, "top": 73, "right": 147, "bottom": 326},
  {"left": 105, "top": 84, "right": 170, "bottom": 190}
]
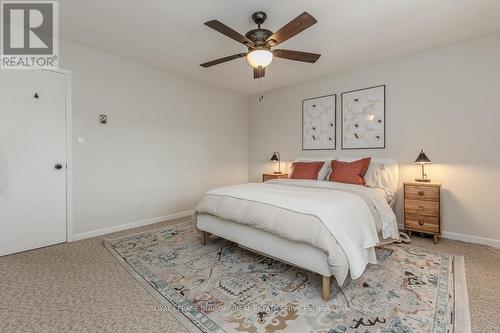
[
  {"left": 262, "top": 173, "right": 288, "bottom": 182},
  {"left": 405, "top": 214, "right": 439, "bottom": 233},
  {"left": 405, "top": 185, "right": 439, "bottom": 201},
  {"left": 405, "top": 199, "right": 439, "bottom": 216},
  {"left": 263, "top": 175, "right": 275, "bottom": 182}
]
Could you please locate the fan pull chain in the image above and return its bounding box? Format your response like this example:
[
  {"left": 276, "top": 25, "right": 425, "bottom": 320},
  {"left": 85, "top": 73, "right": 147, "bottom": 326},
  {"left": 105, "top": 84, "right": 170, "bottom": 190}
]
[{"left": 258, "top": 76, "right": 264, "bottom": 102}]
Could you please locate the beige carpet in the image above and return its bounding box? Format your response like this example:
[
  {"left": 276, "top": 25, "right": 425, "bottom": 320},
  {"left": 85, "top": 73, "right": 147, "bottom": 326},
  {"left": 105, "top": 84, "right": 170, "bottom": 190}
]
[{"left": 0, "top": 217, "right": 498, "bottom": 332}]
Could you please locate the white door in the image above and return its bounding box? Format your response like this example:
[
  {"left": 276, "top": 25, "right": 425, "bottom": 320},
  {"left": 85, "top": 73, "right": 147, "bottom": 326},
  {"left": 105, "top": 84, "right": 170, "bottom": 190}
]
[{"left": 0, "top": 69, "right": 67, "bottom": 256}]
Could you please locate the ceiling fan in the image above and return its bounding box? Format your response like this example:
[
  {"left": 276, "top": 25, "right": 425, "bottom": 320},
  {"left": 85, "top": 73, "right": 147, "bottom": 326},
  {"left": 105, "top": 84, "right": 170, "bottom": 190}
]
[{"left": 200, "top": 11, "right": 320, "bottom": 79}]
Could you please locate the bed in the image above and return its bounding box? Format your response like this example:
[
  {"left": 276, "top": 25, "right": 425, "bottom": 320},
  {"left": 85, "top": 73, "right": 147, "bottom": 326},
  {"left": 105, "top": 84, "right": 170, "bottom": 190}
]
[{"left": 193, "top": 157, "right": 399, "bottom": 301}]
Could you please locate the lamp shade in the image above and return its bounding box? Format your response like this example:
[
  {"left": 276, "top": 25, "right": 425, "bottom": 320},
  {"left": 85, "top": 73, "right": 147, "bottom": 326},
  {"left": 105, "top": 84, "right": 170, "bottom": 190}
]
[
  {"left": 414, "top": 150, "right": 431, "bottom": 164},
  {"left": 247, "top": 49, "right": 273, "bottom": 68},
  {"left": 270, "top": 153, "right": 279, "bottom": 161}
]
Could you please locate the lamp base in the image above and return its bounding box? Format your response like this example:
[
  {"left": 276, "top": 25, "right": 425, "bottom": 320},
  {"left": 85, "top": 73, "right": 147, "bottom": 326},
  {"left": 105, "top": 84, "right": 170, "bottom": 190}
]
[{"left": 415, "top": 178, "right": 431, "bottom": 182}]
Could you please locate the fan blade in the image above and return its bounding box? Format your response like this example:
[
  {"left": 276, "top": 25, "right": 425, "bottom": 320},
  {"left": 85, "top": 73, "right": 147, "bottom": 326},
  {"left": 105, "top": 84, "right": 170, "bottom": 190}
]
[
  {"left": 267, "top": 12, "right": 317, "bottom": 46},
  {"left": 200, "top": 53, "right": 247, "bottom": 68},
  {"left": 205, "top": 20, "right": 254, "bottom": 47},
  {"left": 253, "top": 67, "right": 265, "bottom": 79},
  {"left": 273, "top": 49, "right": 321, "bottom": 63}
]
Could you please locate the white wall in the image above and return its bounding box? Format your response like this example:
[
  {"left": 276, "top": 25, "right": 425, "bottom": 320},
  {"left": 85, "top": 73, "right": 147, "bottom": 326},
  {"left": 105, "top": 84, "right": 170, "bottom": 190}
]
[
  {"left": 249, "top": 32, "right": 500, "bottom": 246},
  {"left": 60, "top": 40, "right": 248, "bottom": 237}
]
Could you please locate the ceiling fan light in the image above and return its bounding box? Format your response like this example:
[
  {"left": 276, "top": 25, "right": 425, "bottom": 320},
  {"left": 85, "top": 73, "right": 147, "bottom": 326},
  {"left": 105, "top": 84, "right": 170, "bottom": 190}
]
[{"left": 246, "top": 49, "right": 273, "bottom": 68}]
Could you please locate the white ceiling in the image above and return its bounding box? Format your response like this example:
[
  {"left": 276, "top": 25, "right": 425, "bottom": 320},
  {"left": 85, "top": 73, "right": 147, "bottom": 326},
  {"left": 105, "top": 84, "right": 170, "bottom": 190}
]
[{"left": 60, "top": 0, "right": 500, "bottom": 94}]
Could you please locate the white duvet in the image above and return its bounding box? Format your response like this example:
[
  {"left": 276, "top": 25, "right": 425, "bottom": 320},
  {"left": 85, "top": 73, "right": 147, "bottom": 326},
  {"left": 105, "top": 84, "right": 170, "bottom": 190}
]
[{"left": 196, "top": 179, "right": 399, "bottom": 281}]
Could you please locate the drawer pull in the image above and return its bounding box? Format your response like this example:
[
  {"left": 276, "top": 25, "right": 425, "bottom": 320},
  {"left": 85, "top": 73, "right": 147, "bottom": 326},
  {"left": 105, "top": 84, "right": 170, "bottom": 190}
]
[
  {"left": 418, "top": 191, "right": 425, "bottom": 196},
  {"left": 418, "top": 206, "right": 424, "bottom": 210},
  {"left": 418, "top": 220, "right": 425, "bottom": 225}
]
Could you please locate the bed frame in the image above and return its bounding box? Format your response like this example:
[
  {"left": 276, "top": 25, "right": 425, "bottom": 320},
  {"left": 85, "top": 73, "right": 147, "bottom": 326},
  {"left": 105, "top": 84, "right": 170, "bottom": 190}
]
[
  {"left": 197, "top": 213, "right": 396, "bottom": 301},
  {"left": 197, "top": 218, "right": 333, "bottom": 302}
]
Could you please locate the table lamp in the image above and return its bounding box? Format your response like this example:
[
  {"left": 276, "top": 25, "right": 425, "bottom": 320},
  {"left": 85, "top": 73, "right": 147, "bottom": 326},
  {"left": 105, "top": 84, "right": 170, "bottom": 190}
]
[
  {"left": 270, "top": 152, "right": 281, "bottom": 174},
  {"left": 415, "top": 150, "right": 432, "bottom": 182}
]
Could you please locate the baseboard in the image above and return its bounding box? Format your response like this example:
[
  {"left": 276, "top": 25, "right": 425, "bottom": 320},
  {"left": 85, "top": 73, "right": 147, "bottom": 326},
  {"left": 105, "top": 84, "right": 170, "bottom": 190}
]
[
  {"left": 441, "top": 231, "right": 500, "bottom": 249},
  {"left": 72, "top": 210, "right": 193, "bottom": 241},
  {"left": 398, "top": 223, "right": 500, "bottom": 248}
]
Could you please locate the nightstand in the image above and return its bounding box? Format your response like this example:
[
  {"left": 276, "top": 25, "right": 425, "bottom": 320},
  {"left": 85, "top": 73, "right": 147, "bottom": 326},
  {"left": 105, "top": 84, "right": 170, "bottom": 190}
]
[
  {"left": 404, "top": 182, "right": 442, "bottom": 244},
  {"left": 262, "top": 173, "right": 288, "bottom": 182}
]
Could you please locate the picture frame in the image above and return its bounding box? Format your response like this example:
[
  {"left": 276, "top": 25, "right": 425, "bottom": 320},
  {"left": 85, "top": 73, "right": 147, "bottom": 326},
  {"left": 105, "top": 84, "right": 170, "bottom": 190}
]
[
  {"left": 302, "top": 94, "right": 336, "bottom": 150},
  {"left": 341, "top": 85, "right": 385, "bottom": 149}
]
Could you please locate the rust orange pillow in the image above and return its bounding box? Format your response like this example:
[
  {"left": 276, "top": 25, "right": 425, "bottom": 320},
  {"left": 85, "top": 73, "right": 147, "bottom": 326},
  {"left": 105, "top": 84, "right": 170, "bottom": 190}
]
[
  {"left": 330, "top": 158, "right": 371, "bottom": 185},
  {"left": 290, "top": 161, "right": 325, "bottom": 180}
]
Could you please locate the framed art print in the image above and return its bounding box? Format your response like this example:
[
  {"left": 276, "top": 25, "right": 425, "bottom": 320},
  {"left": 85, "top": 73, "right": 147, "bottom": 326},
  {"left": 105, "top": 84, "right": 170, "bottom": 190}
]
[
  {"left": 341, "top": 85, "right": 385, "bottom": 149},
  {"left": 302, "top": 94, "right": 336, "bottom": 150}
]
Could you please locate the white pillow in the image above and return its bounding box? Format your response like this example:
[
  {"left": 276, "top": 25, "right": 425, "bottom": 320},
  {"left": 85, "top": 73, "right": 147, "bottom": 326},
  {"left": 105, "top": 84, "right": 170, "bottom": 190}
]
[
  {"left": 364, "top": 162, "right": 383, "bottom": 187},
  {"left": 292, "top": 158, "right": 332, "bottom": 180},
  {"left": 366, "top": 163, "right": 395, "bottom": 198}
]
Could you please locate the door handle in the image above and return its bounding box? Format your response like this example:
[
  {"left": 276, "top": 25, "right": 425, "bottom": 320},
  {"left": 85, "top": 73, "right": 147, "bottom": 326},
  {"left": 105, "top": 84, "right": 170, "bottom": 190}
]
[{"left": 54, "top": 164, "right": 63, "bottom": 170}]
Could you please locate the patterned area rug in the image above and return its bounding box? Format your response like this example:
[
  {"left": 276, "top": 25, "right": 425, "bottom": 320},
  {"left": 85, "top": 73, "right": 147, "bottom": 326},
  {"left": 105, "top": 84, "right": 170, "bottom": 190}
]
[{"left": 105, "top": 222, "right": 470, "bottom": 333}]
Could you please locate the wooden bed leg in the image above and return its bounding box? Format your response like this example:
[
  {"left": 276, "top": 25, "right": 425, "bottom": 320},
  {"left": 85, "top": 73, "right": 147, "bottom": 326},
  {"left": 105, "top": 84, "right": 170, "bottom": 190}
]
[
  {"left": 200, "top": 231, "right": 207, "bottom": 245},
  {"left": 322, "top": 276, "right": 331, "bottom": 301}
]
